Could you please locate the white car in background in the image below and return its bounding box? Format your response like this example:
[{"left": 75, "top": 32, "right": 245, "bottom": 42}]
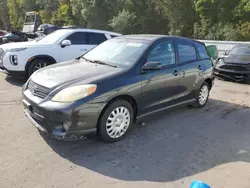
[{"left": 0, "top": 29, "right": 121, "bottom": 77}]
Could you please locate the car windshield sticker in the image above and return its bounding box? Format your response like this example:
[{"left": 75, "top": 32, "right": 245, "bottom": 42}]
[{"left": 127, "top": 42, "right": 142, "bottom": 47}]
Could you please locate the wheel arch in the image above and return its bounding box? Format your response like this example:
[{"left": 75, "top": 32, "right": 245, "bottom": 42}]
[
  {"left": 25, "top": 55, "right": 57, "bottom": 71},
  {"left": 204, "top": 78, "right": 213, "bottom": 90},
  {"left": 96, "top": 94, "right": 138, "bottom": 134}
]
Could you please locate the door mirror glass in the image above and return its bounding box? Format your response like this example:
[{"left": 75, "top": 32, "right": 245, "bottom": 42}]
[
  {"left": 142, "top": 62, "right": 161, "bottom": 71},
  {"left": 61, "top": 40, "right": 71, "bottom": 48}
]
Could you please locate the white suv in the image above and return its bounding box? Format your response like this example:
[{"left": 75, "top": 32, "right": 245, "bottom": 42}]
[{"left": 0, "top": 29, "right": 121, "bottom": 77}]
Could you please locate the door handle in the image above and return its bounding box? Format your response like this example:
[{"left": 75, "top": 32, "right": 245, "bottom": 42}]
[
  {"left": 172, "top": 70, "right": 179, "bottom": 76},
  {"left": 197, "top": 65, "right": 202, "bottom": 71},
  {"left": 80, "top": 49, "right": 88, "bottom": 51}
]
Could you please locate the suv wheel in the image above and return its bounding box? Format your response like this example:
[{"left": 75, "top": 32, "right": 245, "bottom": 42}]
[
  {"left": 194, "top": 82, "right": 210, "bottom": 108},
  {"left": 28, "top": 59, "right": 50, "bottom": 77},
  {"left": 98, "top": 100, "right": 134, "bottom": 143}
]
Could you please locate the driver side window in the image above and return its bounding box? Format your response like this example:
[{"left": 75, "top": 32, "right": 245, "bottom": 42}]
[
  {"left": 65, "top": 32, "right": 86, "bottom": 45},
  {"left": 147, "top": 40, "right": 176, "bottom": 66}
]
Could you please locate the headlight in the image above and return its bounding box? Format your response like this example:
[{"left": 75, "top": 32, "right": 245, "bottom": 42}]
[
  {"left": 51, "top": 84, "right": 97, "bottom": 103},
  {"left": 216, "top": 58, "right": 224, "bottom": 65},
  {"left": 7, "top": 48, "right": 27, "bottom": 52}
]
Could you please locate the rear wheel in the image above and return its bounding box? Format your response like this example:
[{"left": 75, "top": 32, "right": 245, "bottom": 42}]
[
  {"left": 98, "top": 100, "right": 134, "bottom": 143},
  {"left": 27, "top": 59, "right": 50, "bottom": 77},
  {"left": 194, "top": 82, "right": 210, "bottom": 108}
]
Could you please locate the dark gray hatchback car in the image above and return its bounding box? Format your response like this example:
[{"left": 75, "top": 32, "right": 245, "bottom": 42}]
[{"left": 22, "top": 35, "right": 215, "bottom": 142}]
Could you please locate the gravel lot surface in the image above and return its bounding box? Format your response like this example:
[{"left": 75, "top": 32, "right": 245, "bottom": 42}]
[{"left": 1, "top": 73, "right": 250, "bottom": 188}]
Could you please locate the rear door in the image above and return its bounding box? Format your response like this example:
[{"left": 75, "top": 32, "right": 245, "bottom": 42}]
[
  {"left": 86, "top": 32, "right": 108, "bottom": 51},
  {"left": 176, "top": 40, "right": 204, "bottom": 100},
  {"left": 59, "top": 32, "right": 88, "bottom": 62}
]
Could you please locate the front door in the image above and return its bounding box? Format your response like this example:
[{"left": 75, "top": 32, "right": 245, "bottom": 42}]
[
  {"left": 140, "top": 40, "right": 184, "bottom": 115},
  {"left": 59, "top": 32, "right": 90, "bottom": 62}
]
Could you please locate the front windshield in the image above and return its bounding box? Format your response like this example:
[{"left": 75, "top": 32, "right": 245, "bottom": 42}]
[
  {"left": 83, "top": 38, "right": 149, "bottom": 67},
  {"left": 229, "top": 46, "right": 250, "bottom": 56},
  {"left": 36, "top": 30, "right": 69, "bottom": 44},
  {"left": 25, "top": 15, "right": 36, "bottom": 24}
]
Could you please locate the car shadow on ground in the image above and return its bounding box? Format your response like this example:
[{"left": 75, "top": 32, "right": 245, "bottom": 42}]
[
  {"left": 43, "top": 99, "right": 250, "bottom": 182},
  {"left": 216, "top": 77, "right": 250, "bottom": 85},
  {"left": 5, "top": 76, "right": 26, "bottom": 87}
]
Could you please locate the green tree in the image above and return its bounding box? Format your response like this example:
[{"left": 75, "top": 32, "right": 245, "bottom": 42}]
[
  {"left": 240, "top": 22, "right": 250, "bottom": 40},
  {"left": 36, "top": 0, "right": 59, "bottom": 23},
  {"left": 70, "top": 0, "right": 123, "bottom": 29},
  {"left": 196, "top": 0, "right": 241, "bottom": 38},
  {"left": 110, "top": 0, "right": 169, "bottom": 34},
  {"left": 8, "top": 0, "right": 24, "bottom": 29},
  {"left": 236, "top": 0, "right": 250, "bottom": 23},
  {"left": 0, "top": 0, "right": 11, "bottom": 29},
  {"left": 51, "top": 0, "right": 77, "bottom": 26},
  {"left": 160, "top": 0, "right": 195, "bottom": 36},
  {"left": 8, "top": 0, "right": 39, "bottom": 29},
  {"left": 109, "top": 9, "right": 137, "bottom": 34}
]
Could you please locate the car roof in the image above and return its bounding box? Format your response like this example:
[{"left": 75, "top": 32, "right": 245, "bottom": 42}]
[
  {"left": 115, "top": 34, "right": 203, "bottom": 44},
  {"left": 0, "top": 30, "right": 7, "bottom": 33},
  {"left": 61, "top": 28, "right": 121, "bottom": 36}
]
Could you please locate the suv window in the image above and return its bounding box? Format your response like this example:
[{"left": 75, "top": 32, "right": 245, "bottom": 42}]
[
  {"left": 196, "top": 43, "right": 210, "bottom": 59},
  {"left": 87, "top": 33, "right": 107, "bottom": 45},
  {"left": 177, "top": 43, "right": 197, "bottom": 63},
  {"left": 65, "top": 32, "right": 86, "bottom": 45},
  {"left": 147, "top": 40, "right": 176, "bottom": 66}
]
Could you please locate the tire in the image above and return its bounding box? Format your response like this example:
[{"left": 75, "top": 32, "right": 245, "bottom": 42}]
[
  {"left": 27, "top": 58, "right": 50, "bottom": 77},
  {"left": 194, "top": 82, "right": 210, "bottom": 108},
  {"left": 98, "top": 100, "right": 134, "bottom": 143}
]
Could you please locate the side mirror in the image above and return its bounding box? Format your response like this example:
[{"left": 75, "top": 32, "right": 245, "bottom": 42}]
[
  {"left": 222, "top": 51, "right": 228, "bottom": 56},
  {"left": 142, "top": 62, "right": 161, "bottom": 71},
  {"left": 61, "top": 40, "right": 71, "bottom": 48}
]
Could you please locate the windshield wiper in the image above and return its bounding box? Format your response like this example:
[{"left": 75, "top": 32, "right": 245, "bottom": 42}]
[
  {"left": 93, "top": 60, "right": 117, "bottom": 68},
  {"left": 82, "top": 57, "right": 117, "bottom": 68},
  {"left": 81, "top": 57, "right": 94, "bottom": 63}
]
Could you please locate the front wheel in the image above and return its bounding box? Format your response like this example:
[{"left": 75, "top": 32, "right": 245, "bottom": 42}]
[
  {"left": 98, "top": 100, "right": 134, "bottom": 143},
  {"left": 27, "top": 59, "right": 50, "bottom": 77},
  {"left": 194, "top": 82, "right": 210, "bottom": 108}
]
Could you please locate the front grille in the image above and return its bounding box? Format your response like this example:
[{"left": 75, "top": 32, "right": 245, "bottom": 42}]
[
  {"left": 220, "top": 65, "right": 247, "bottom": 71},
  {"left": 27, "top": 80, "right": 50, "bottom": 99},
  {"left": 0, "top": 48, "right": 5, "bottom": 67}
]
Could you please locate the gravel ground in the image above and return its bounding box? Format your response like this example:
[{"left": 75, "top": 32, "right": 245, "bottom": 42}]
[{"left": 1, "top": 73, "right": 250, "bottom": 188}]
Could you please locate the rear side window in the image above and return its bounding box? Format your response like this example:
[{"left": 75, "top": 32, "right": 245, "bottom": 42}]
[
  {"left": 66, "top": 32, "right": 86, "bottom": 45},
  {"left": 177, "top": 43, "right": 197, "bottom": 63},
  {"left": 196, "top": 43, "right": 210, "bottom": 59},
  {"left": 87, "top": 33, "right": 107, "bottom": 45}
]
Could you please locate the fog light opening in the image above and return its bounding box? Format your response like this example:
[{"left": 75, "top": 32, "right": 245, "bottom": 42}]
[{"left": 9, "top": 55, "right": 18, "bottom": 65}]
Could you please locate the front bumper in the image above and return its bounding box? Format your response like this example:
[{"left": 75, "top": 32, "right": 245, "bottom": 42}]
[
  {"left": 0, "top": 66, "right": 26, "bottom": 77},
  {"left": 214, "top": 66, "right": 250, "bottom": 81},
  {"left": 23, "top": 94, "right": 106, "bottom": 139},
  {"left": 1, "top": 50, "right": 28, "bottom": 73}
]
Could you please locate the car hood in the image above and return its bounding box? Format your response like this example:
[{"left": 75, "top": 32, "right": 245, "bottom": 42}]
[
  {"left": 30, "top": 60, "right": 122, "bottom": 88},
  {"left": 0, "top": 41, "right": 50, "bottom": 50},
  {"left": 223, "top": 55, "right": 250, "bottom": 64}
]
